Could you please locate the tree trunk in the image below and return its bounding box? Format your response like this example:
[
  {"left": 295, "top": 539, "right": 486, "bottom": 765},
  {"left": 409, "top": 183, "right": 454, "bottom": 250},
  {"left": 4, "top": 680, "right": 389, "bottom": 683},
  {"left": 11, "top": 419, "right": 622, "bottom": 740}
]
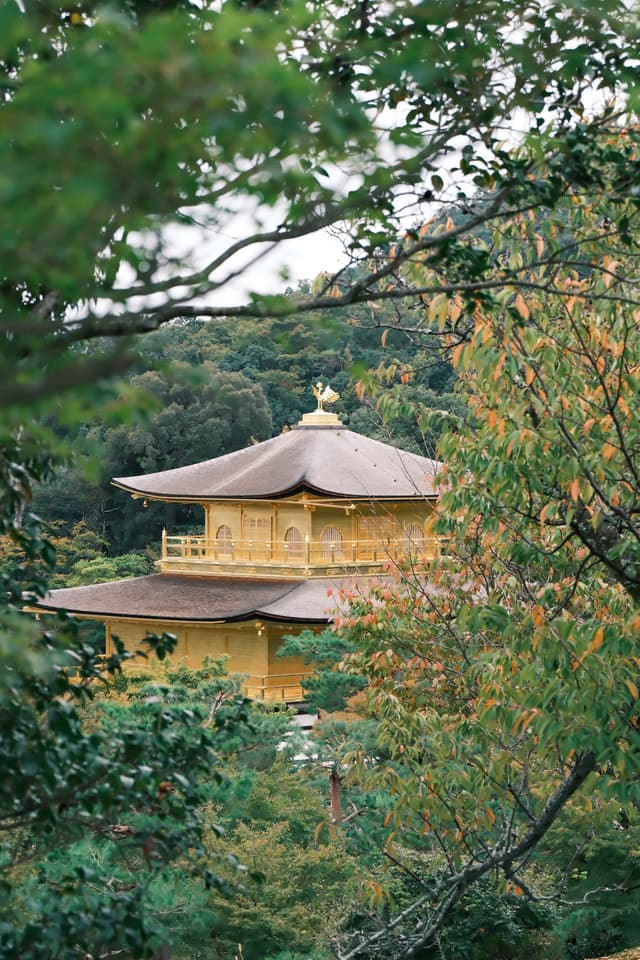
[{"left": 329, "top": 767, "right": 343, "bottom": 823}]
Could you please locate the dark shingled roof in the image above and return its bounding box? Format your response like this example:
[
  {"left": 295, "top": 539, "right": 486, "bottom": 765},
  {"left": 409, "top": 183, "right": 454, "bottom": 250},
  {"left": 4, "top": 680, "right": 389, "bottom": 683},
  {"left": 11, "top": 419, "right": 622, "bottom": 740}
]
[
  {"left": 113, "top": 425, "right": 441, "bottom": 501},
  {"left": 33, "top": 574, "right": 367, "bottom": 624}
]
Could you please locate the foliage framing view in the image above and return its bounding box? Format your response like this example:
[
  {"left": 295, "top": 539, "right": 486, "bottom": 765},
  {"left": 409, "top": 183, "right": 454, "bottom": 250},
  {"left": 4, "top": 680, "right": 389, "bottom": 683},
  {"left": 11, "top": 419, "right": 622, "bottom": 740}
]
[
  {"left": 328, "top": 176, "right": 640, "bottom": 957},
  {"left": 3, "top": 0, "right": 640, "bottom": 418},
  {"left": 4, "top": 1, "right": 640, "bottom": 959}
]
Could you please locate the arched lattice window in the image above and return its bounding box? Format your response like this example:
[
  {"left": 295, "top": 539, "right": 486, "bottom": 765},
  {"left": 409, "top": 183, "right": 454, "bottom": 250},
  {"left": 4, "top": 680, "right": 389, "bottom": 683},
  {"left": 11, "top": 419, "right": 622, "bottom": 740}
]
[
  {"left": 405, "top": 523, "right": 424, "bottom": 554},
  {"left": 216, "top": 524, "right": 233, "bottom": 557},
  {"left": 284, "top": 526, "right": 303, "bottom": 559},
  {"left": 321, "top": 525, "right": 344, "bottom": 560}
]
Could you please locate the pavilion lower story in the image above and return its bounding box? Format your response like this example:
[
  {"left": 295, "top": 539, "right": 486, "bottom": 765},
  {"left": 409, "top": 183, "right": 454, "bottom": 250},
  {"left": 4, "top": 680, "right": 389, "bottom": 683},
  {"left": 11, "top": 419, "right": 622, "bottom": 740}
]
[
  {"left": 30, "top": 572, "right": 370, "bottom": 704},
  {"left": 105, "top": 615, "right": 312, "bottom": 702}
]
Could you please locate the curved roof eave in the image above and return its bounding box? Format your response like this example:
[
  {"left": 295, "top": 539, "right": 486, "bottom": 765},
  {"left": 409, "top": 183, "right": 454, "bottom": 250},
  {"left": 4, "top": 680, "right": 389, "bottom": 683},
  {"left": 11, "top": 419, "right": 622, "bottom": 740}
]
[{"left": 111, "top": 479, "right": 439, "bottom": 503}]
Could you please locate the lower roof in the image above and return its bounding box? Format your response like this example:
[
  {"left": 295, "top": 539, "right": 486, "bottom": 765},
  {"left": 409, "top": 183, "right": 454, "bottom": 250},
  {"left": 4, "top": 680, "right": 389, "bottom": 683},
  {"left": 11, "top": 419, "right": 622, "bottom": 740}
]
[{"left": 33, "top": 574, "right": 370, "bottom": 624}]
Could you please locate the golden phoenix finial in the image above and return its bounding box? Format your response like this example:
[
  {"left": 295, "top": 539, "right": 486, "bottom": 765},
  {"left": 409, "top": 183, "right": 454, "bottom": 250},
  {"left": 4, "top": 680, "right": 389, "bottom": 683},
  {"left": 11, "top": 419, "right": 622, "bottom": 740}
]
[{"left": 312, "top": 380, "right": 340, "bottom": 412}]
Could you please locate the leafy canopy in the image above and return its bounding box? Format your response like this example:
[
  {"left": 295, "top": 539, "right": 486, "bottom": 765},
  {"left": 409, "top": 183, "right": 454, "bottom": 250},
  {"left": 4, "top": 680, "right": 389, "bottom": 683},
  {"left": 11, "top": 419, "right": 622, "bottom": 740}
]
[
  {"left": 3, "top": 0, "right": 640, "bottom": 425},
  {"left": 326, "top": 153, "right": 640, "bottom": 959}
]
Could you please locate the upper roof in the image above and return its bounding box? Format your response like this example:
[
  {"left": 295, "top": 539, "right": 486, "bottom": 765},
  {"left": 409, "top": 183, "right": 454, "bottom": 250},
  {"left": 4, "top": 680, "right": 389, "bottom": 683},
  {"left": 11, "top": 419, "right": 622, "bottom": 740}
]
[{"left": 113, "top": 423, "right": 442, "bottom": 501}]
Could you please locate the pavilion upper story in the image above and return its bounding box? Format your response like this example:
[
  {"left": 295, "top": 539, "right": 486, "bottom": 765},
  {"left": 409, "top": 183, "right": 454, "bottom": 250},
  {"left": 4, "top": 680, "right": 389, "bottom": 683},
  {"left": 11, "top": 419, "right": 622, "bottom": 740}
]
[{"left": 113, "top": 407, "right": 443, "bottom": 579}]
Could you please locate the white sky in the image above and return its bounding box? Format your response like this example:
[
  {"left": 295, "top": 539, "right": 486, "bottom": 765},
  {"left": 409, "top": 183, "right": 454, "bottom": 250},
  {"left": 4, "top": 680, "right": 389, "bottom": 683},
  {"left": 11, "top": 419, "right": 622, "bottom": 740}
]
[{"left": 206, "top": 227, "right": 349, "bottom": 306}]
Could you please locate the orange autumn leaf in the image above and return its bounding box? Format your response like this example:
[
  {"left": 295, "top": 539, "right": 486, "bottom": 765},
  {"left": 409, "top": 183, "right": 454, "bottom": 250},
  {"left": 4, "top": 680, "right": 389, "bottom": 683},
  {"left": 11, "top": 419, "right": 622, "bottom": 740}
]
[
  {"left": 603, "top": 259, "right": 619, "bottom": 288},
  {"left": 532, "top": 605, "right": 545, "bottom": 627},
  {"left": 585, "top": 627, "right": 605, "bottom": 656},
  {"left": 539, "top": 504, "right": 552, "bottom": 523},
  {"left": 451, "top": 342, "right": 466, "bottom": 368},
  {"left": 514, "top": 294, "right": 530, "bottom": 320},
  {"left": 449, "top": 296, "right": 463, "bottom": 323}
]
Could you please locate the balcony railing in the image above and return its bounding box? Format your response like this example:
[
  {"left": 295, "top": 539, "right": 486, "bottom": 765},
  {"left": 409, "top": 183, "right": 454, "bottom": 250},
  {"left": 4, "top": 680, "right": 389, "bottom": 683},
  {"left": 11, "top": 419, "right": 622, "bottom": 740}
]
[
  {"left": 160, "top": 532, "right": 442, "bottom": 577},
  {"left": 243, "top": 672, "right": 313, "bottom": 703}
]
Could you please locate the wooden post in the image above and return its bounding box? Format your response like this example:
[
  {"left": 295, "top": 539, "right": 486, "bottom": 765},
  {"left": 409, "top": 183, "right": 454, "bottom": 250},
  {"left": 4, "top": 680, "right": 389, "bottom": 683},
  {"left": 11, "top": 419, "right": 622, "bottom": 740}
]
[
  {"left": 304, "top": 533, "right": 310, "bottom": 570},
  {"left": 161, "top": 527, "right": 167, "bottom": 559}
]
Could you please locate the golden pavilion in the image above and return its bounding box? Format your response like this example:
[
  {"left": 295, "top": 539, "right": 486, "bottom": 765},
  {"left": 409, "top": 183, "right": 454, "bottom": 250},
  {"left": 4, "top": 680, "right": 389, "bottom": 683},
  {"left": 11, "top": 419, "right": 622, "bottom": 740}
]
[{"left": 35, "top": 387, "right": 441, "bottom": 702}]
